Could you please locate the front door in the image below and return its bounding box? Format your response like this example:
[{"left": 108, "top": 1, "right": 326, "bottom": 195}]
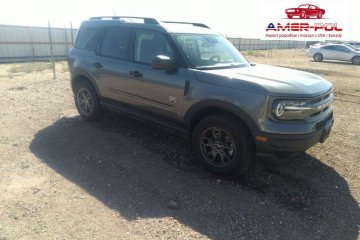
[
  {"left": 120, "top": 29, "right": 187, "bottom": 121},
  {"left": 332, "top": 45, "right": 353, "bottom": 61}
]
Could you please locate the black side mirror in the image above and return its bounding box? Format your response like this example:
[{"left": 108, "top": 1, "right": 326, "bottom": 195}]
[{"left": 151, "top": 55, "right": 176, "bottom": 70}]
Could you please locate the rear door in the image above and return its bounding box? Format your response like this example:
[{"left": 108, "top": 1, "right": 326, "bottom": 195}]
[
  {"left": 321, "top": 45, "right": 335, "bottom": 59},
  {"left": 94, "top": 27, "right": 132, "bottom": 101}
]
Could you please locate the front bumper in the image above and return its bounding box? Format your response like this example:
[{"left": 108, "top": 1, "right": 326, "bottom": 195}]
[{"left": 255, "top": 112, "right": 334, "bottom": 154}]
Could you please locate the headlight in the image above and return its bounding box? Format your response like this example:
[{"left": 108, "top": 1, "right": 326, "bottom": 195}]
[{"left": 272, "top": 100, "right": 312, "bottom": 120}]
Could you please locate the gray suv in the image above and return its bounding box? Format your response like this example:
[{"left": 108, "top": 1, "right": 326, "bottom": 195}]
[{"left": 68, "top": 16, "right": 334, "bottom": 177}]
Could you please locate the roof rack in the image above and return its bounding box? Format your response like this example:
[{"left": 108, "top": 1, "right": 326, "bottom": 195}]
[
  {"left": 162, "top": 21, "right": 209, "bottom": 29},
  {"left": 89, "top": 16, "right": 159, "bottom": 25}
]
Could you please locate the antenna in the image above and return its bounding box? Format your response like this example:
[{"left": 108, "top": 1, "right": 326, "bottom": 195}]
[{"left": 113, "top": 8, "right": 117, "bottom": 16}]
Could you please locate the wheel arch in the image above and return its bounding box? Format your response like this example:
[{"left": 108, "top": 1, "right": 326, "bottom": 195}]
[
  {"left": 184, "top": 100, "right": 259, "bottom": 137},
  {"left": 71, "top": 70, "right": 100, "bottom": 96}
]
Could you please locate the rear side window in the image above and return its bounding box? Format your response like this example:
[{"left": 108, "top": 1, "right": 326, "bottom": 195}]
[
  {"left": 75, "top": 27, "right": 102, "bottom": 51},
  {"left": 100, "top": 27, "right": 130, "bottom": 60}
]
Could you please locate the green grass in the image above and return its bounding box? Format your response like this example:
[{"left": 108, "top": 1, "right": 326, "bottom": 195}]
[
  {"left": 7, "top": 62, "right": 52, "bottom": 74},
  {"left": 242, "top": 50, "right": 267, "bottom": 57}
]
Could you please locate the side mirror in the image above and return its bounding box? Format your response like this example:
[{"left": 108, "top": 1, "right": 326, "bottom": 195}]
[{"left": 151, "top": 55, "right": 176, "bottom": 70}]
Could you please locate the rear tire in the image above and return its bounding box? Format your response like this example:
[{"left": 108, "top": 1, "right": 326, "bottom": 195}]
[
  {"left": 74, "top": 80, "right": 102, "bottom": 121},
  {"left": 287, "top": 15, "right": 293, "bottom": 19},
  {"left": 192, "top": 115, "right": 255, "bottom": 178},
  {"left": 313, "top": 53, "right": 323, "bottom": 62},
  {"left": 351, "top": 56, "right": 360, "bottom": 65}
]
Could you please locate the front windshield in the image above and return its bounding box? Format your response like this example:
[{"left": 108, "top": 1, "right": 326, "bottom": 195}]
[
  {"left": 345, "top": 44, "right": 358, "bottom": 50},
  {"left": 298, "top": 5, "right": 309, "bottom": 8},
  {"left": 173, "top": 34, "right": 249, "bottom": 69}
]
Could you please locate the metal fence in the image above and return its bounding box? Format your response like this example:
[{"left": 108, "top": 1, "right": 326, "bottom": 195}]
[
  {"left": 0, "top": 24, "right": 306, "bottom": 63},
  {"left": 227, "top": 38, "right": 305, "bottom": 51},
  {"left": 0, "top": 24, "right": 77, "bottom": 63}
]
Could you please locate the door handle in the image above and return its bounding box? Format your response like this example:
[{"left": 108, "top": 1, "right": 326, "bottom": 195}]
[
  {"left": 92, "top": 62, "right": 103, "bottom": 69},
  {"left": 129, "top": 71, "right": 143, "bottom": 78}
]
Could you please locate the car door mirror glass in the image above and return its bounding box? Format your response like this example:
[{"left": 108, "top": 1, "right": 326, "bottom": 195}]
[{"left": 151, "top": 55, "right": 176, "bottom": 70}]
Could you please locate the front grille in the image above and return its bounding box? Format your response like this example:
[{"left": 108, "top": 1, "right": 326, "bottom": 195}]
[{"left": 307, "top": 90, "right": 333, "bottom": 119}]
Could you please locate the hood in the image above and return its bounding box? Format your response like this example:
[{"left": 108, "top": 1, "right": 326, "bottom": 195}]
[{"left": 194, "top": 64, "right": 332, "bottom": 97}]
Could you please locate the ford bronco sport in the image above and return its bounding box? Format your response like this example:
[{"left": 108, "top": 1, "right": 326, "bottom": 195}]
[{"left": 68, "top": 16, "right": 334, "bottom": 177}]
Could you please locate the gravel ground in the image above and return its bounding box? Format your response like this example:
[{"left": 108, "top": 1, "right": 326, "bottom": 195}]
[{"left": 0, "top": 50, "right": 359, "bottom": 240}]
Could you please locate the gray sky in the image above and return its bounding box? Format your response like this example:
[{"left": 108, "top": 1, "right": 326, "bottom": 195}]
[{"left": 0, "top": 0, "right": 359, "bottom": 40}]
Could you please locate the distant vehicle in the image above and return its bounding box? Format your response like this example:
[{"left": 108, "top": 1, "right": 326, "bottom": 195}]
[
  {"left": 308, "top": 44, "right": 360, "bottom": 64},
  {"left": 286, "top": 4, "right": 325, "bottom": 19},
  {"left": 345, "top": 44, "right": 360, "bottom": 51},
  {"left": 344, "top": 41, "right": 360, "bottom": 49},
  {"left": 305, "top": 41, "right": 321, "bottom": 49}
]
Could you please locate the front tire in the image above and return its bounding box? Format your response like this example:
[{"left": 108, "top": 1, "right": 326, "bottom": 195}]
[
  {"left": 313, "top": 53, "right": 323, "bottom": 62},
  {"left": 192, "top": 115, "right": 255, "bottom": 177},
  {"left": 317, "top": 11, "right": 323, "bottom": 19},
  {"left": 351, "top": 56, "right": 360, "bottom": 65},
  {"left": 300, "top": 11, "right": 306, "bottom": 19},
  {"left": 74, "top": 80, "right": 102, "bottom": 121}
]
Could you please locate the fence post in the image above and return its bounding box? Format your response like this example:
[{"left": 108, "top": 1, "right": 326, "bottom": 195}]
[
  {"left": 64, "top": 25, "right": 69, "bottom": 57},
  {"left": 48, "top": 21, "right": 56, "bottom": 79},
  {"left": 70, "top": 22, "right": 74, "bottom": 47},
  {"left": 29, "top": 27, "right": 35, "bottom": 61}
]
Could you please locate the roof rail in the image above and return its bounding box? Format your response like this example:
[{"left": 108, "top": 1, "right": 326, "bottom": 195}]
[
  {"left": 162, "top": 21, "right": 209, "bottom": 29},
  {"left": 89, "top": 16, "right": 159, "bottom": 25}
]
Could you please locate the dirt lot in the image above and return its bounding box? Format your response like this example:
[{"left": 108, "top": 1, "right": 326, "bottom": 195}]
[{"left": 0, "top": 49, "right": 359, "bottom": 240}]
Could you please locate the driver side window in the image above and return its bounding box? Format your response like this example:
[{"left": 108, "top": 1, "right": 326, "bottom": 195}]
[{"left": 134, "top": 30, "right": 174, "bottom": 65}]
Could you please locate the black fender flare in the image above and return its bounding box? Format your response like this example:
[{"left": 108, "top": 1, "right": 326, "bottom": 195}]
[
  {"left": 71, "top": 68, "right": 101, "bottom": 96},
  {"left": 183, "top": 100, "right": 259, "bottom": 133}
]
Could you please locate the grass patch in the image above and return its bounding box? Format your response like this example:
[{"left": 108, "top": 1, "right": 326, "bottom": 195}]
[
  {"left": 243, "top": 50, "right": 267, "bottom": 57},
  {"left": 7, "top": 62, "right": 52, "bottom": 74},
  {"left": 59, "top": 62, "right": 69, "bottom": 73}
]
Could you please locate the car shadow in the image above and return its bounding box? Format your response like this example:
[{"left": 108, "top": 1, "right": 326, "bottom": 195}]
[{"left": 30, "top": 113, "right": 359, "bottom": 240}]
